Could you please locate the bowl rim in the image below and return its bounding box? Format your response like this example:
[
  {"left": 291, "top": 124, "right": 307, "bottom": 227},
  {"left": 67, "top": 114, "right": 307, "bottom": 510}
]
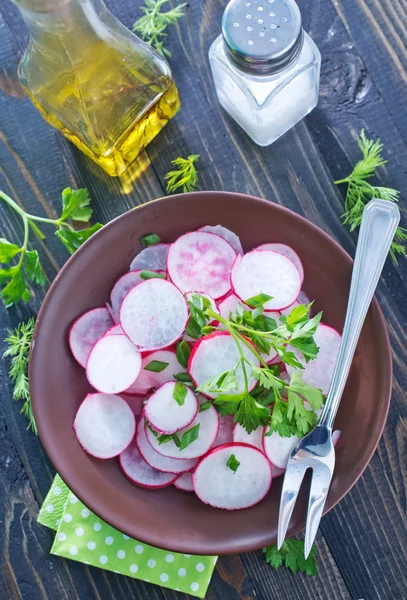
[{"left": 30, "top": 191, "right": 393, "bottom": 554}]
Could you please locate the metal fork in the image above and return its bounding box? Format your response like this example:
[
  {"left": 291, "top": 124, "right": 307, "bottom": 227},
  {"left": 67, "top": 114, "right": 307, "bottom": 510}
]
[{"left": 277, "top": 198, "right": 400, "bottom": 558}]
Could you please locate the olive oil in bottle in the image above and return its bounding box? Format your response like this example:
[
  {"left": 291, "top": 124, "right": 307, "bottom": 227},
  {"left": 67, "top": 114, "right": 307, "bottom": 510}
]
[{"left": 13, "top": 0, "right": 180, "bottom": 176}]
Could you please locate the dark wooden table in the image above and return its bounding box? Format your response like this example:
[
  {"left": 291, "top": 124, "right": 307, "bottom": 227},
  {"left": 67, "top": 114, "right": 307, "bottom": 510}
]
[{"left": 1, "top": 1, "right": 407, "bottom": 598}]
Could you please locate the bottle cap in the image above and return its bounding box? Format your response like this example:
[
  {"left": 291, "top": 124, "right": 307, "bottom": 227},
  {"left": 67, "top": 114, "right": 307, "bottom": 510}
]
[{"left": 222, "top": 0, "right": 303, "bottom": 75}]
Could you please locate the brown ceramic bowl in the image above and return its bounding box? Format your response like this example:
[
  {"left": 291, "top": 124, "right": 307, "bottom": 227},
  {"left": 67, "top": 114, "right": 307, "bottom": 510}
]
[{"left": 30, "top": 192, "right": 392, "bottom": 555}]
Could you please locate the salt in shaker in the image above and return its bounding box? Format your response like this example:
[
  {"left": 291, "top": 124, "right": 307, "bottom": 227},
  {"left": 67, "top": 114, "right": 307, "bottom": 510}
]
[{"left": 209, "top": 0, "right": 321, "bottom": 146}]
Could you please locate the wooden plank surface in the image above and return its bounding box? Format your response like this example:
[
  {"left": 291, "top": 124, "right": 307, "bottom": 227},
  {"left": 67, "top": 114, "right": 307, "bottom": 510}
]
[{"left": 0, "top": 0, "right": 406, "bottom": 599}]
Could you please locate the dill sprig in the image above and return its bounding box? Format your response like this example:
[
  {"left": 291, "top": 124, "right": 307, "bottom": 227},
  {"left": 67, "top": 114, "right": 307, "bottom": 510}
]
[
  {"left": 165, "top": 154, "right": 200, "bottom": 193},
  {"left": 335, "top": 130, "right": 406, "bottom": 264},
  {"left": 133, "top": 0, "right": 187, "bottom": 57},
  {"left": 3, "top": 317, "right": 37, "bottom": 434}
]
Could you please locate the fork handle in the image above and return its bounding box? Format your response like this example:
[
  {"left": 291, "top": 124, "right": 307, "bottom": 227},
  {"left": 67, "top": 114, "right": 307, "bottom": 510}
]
[{"left": 319, "top": 199, "right": 400, "bottom": 430}]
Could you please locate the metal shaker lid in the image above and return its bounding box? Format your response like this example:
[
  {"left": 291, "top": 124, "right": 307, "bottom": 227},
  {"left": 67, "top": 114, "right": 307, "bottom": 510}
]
[{"left": 222, "top": 0, "right": 303, "bottom": 75}]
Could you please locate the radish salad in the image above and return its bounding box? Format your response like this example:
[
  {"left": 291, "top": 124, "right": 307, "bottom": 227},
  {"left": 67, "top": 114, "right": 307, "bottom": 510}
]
[{"left": 70, "top": 226, "right": 341, "bottom": 510}]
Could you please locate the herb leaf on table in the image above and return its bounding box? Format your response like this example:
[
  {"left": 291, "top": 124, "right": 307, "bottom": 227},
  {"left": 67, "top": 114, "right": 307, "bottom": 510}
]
[
  {"left": 132, "top": 0, "right": 187, "bottom": 57},
  {"left": 3, "top": 318, "right": 37, "bottom": 433},
  {"left": 263, "top": 539, "right": 318, "bottom": 575},
  {"left": 165, "top": 155, "right": 200, "bottom": 193},
  {"left": 335, "top": 129, "right": 405, "bottom": 264},
  {"left": 0, "top": 188, "right": 102, "bottom": 306}
]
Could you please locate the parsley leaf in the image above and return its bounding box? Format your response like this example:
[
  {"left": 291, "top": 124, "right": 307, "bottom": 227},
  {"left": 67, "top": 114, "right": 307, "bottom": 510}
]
[
  {"left": 55, "top": 223, "right": 102, "bottom": 255},
  {"left": 25, "top": 250, "right": 47, "bottom": 285},
  {"left": 60, "top": 187, "right": 93, "bottom": 222},
  {"left": 226, "top": 453, "right": 240, "bottom": 473},
  {"left": 214, "top": 392, "right": 270, "bottom": 434},
  {"left": 263, "top": 539, "right": 318, "bottom": 575},
  {"left": 173, "top": 381, "right": 187, "bottom": 406},
  {"left": 0, "top": 238, "right": 22, "bottom": 263},
  {"left": 199, "top": 400, "right": 212, "bottom": 412},
  {"left": 245, "top": 293, "right": 273, "bottom": 308},
  {"left": 144, "top": 360, "right": 169, "bottom": 373}
]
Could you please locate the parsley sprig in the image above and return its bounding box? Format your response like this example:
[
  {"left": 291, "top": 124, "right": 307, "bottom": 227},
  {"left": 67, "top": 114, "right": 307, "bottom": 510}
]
[
  {"left": 263, "top": 539, "right": 318, "bottom": 575},
  {"left": 335, "top": 130, "right": 406, "bottom": 264},
  {"left": 0, "top": 188, "right": 102, "bottom": 306},
  {"left": 165, "top": 155, "right": 200, "bottom": 194},
  {"left": 197, "top": 302, "right": 324, "bottom": 436},
  {"left": 133, "top": 0, "right": 187, "bottom": 57},
  {"left": 3, "top": 318, "right": 37, "bottom": 433}
]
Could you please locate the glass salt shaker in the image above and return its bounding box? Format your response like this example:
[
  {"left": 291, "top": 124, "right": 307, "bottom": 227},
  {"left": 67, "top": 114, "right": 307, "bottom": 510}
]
[{"left": 209, "top": 0, "right": 321, "bottom": 146}]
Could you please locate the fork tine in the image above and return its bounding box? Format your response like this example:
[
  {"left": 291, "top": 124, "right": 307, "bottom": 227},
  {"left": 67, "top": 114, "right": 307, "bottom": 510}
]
[
  {"left": 304, "top": 466, "right": 332, "bottom": 558},
  {"left": 277, "top": 461, "right": 308, "bottom": 549}
]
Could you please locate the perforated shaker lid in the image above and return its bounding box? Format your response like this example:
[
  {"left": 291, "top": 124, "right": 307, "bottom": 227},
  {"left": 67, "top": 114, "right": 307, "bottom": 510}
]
[{"left": 222, "top": 0, "right": 303, "bottom": 75}]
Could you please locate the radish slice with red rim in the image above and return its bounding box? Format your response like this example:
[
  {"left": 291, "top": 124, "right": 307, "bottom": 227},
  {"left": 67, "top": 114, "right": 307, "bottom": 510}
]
[
  {"left": 286, "top": 323, "right": 342, "bottom": 395},
  {"left": 144, "top": 381, "right": 198, "bottom": 435},
  {"left": 69, "top": 307, "right": 114, "bottom": 368},
  {"left": 125, "top": 349, "right": 186, "bottom": 396},
  {"left": 231, "top": 250, "right": 301, "bottom": 311},
  {"left": 136, "top": 419, "right": 197, "bottom": 474},
  {"left": 105, "top": 302, "right": 116, "bottom": 323},
  {"left": 188, "top": 331, "right": 260, "bottom": 399},
  {"left": 257, "top": 243, "right": 304, "bottom": 284},
  {"left": 262, "top": 429, "right": 301, "bottom": 470},
  {"left": 211, "top": 415, "right": 234, "bottom": 448},
  {"left": 233, "top": 423, "right": 264, "bottom": 452},
  {"left": 167, "top": 231, "right": 236, "bottom": 299},
  {"left": 86, "top": 334, "right": 142, "bottom": 394},
  {"left": 73, "top": 393, "right": 136, "bottom": 459},
  {"left": 217, "top": 294, "right": 250, "bottom": 324},
  {"left": 105, "top": 324, "right": 124, "bottom": 336},
  {"left": 110, "top": 271, "right": 143, "bottom": 322},
  {"left": 120, "top": 279, "right": 189, "bottom": 351},
  {"left": 271, "top": 463, "right": 285, "bottom": 478},
  {"left": 129, "top": 243, "right": 170, "bottom": 272},
  {"left": 119, "top": 442, "right": 177, "bottom": 489},
  {"left": 145, "top": 396, "right": 219, "bottom": 459},
  {"left": 198, "top": 225, "right": 243, "bottom": 255},
  {"left": 174, "top": 472, "right": 194, "bottom": 492},
  {"left": 193, "top": 442, "right": 272, "bottom": 509}
]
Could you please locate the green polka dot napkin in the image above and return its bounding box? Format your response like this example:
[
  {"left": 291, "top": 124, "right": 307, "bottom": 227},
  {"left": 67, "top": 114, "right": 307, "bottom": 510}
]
[{"left": 38, "top": 475, "right": 217, "bottom": 598}]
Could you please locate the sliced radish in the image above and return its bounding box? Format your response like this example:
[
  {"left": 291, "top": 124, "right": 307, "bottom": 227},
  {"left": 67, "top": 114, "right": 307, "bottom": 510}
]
[
  {"left": 332, "top": 430, "right": 341, "bottom": 446},
  {"left": 211, "top": 415, "right": 234, "bottom": 448},
  {"left": 73, "top": 393, "right": 136, "bottom": 459},
  {"left": 231, "top": 250, "right": 301, "bottom": 311},
  {"left": 185, "top": 291, "right": 219, "bottom": 342},
  {"left": 188, "top": 331, "right": 260, "bottom": 398},
  {"left": 258, "top": 243, "right": 304, "bottom": 284},
  {"left": 119, "top": 442, "right": 177, "bottom": 489},
  {"left": 129, "top": 243, "right": 170, "bottom": 272},
  {"left": 125, "top": 349, "right": 186, "bottom": 396},
  {"left": 271, "top": 463, "right": 285, "bottom": 478},
  {"left": 199, "top": 225, "right": 243, "bottom": 255},
  {"left": 86, "top": 334, "right": 142, "bottom": 394},
  {"left": 105, "top": 302, "right": 116, "bottom": 323},
  {"left": 145, "top": 396, "right": 219, "bottom": 459},
  {"left": 174, "top": 471, "right": 194, "bottom": 492},
  {"left": 167, "top": 231, "right": 236, "bottom": 299},
  {"left": 104, "top": 324, "right": 124, "bottom": 336},
  {"left": 144, "top": 382, "right": 198, "bottom": 435},
  {"left": 233, "top": 423, "right": 264, "bottom": 452},
  {"left": 263, "top": 429, "right": 301, "bottom": 470},
  {"left": 298, "top": 290, "right": 310, "bottom": 306},
  {"left": 120, "top": 279, "right": 188, "bottom": 351},
  {"left": 69, "top": 307, "right": 114, "bottom": 368},
  {"left": 136, "top": 419, "right": 197, "bottom": 474},
  {"left": 110, "top": 271, "right": 143, "bottom": 322},
  {"left": 286, "top": 323, "right": 342, "bottom": 395},
  {"left": 193, "top": 443, "right": 272, "bottom": 510}
]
